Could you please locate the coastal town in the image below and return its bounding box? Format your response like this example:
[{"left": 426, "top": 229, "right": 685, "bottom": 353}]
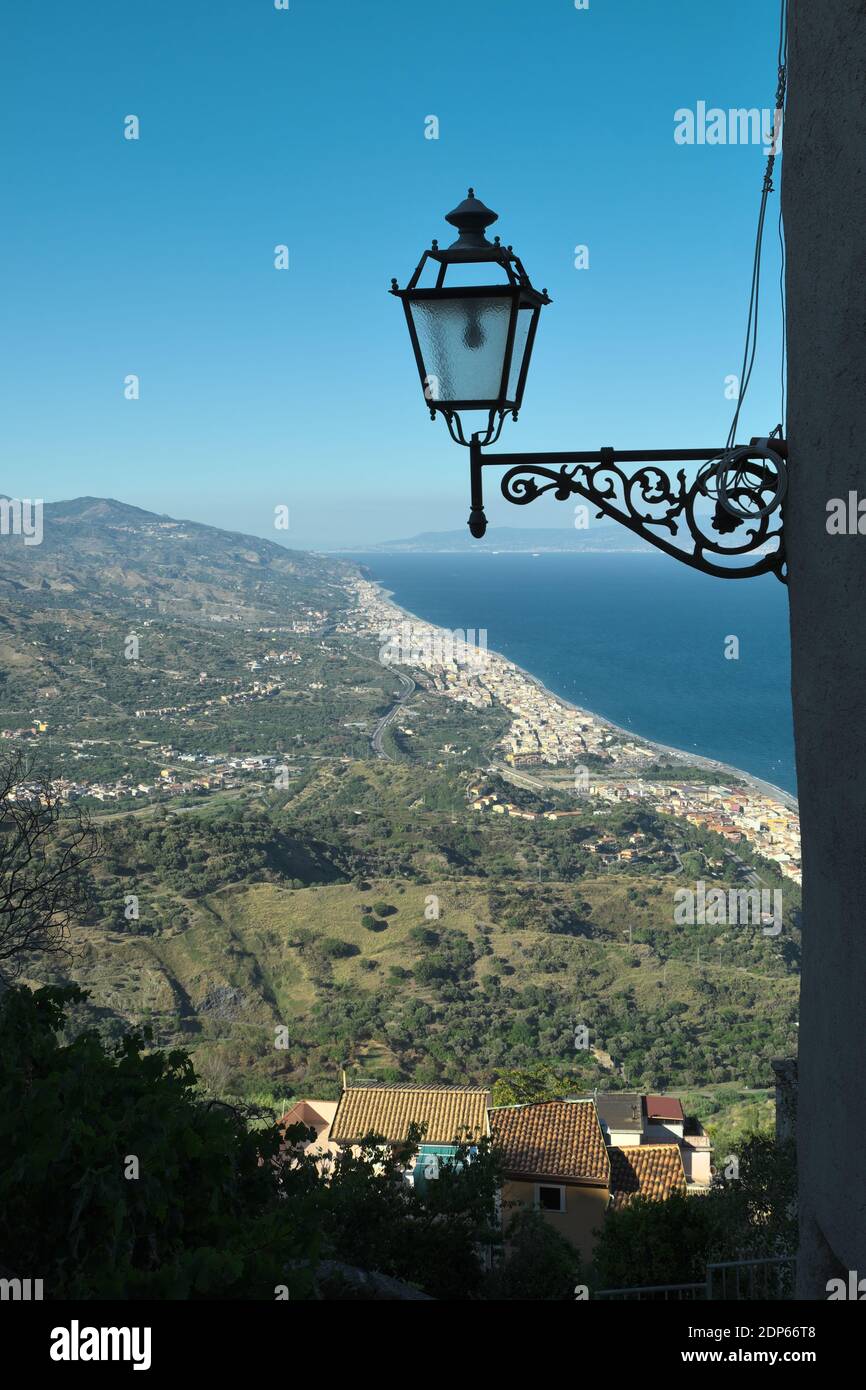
[
  {"left": 350, "top": 578, "right": 802, "bottom": 885},
  {"left": 0, "top": 746, "right": 283, "bottom": 804},
  {"left": 0, "top": 572, "right": 800, "bottom": 887}
]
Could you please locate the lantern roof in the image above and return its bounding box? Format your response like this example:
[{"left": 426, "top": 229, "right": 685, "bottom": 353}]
[
  {"left": 392, "top": 190, "right": 552, "bottom": 294},
  {"left": 443, "top": 188, "right": 499, "bottom": 254}
]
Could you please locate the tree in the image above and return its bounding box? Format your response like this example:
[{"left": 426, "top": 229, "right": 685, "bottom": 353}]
[
  {"left": 491, "top": 1065, "right": 574, "bottom": 1106},
  {"left": 484, "top": 1208, "right": 583, "bottom": 1300},
  {"left": 0, "top": 752, "right": 99, "bottom": 981},
  {"left": 0, "top": 984, "right": 319, "bottom": 1298},
  {"left": 709, "top": 1135, "right": 797, "bottom": 1265},
  {"left": 592, "top": 1192, "right": 716, "bottom": 1290},
  {"left": 591, "top": 1135, "right": 796, "bottom": 1292},
  {"left": 313, "top": 1127, "right": 500, "bottom": 1300},
  {"left": 0, "top": 984, "right": 503, "bottom": 1300}
]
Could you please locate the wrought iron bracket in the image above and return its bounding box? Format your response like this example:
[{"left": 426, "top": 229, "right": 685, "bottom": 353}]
[{"left": 467, "top": 438, "right": 788, "bottom": 582}]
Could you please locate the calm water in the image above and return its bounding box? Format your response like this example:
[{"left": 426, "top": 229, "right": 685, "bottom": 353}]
[{"left": 347, "top": 552, "right": 797, "bottom": 796}]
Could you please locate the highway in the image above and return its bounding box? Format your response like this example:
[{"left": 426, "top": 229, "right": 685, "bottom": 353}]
[{"left": 371, "top": 670, "right": 415, "bottom": 759}]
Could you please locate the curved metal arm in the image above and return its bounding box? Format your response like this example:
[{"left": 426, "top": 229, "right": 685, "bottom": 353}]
[
  {"left": 468, "top": 440, "right": 788, "bottom": 582},
  {"left": 443, "top": 409, "right": 507, "bottom": 448}
]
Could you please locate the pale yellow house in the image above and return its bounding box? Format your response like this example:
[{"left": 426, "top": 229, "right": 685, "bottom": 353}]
[
  {"left": 490, "top": 1100, "right": 611, "bottom": 1261},
  {"left": 490, "top": 1099, "right": 688, "bottom": 1261}
]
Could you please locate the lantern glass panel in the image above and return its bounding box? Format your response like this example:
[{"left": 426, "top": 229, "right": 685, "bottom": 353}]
[
  {"left": 506, "top": 306, "right": 534, "bottom": 403},
  {"left": 409, "top": 295, "right": 511, "bottom": 403}
]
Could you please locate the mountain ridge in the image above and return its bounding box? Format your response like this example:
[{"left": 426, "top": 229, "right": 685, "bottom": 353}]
[
  {"left": 340, "top": 524, "right": 653, "bottom": 554},
  {"left": 0, "top": 495, "right": 351, "bottom": 605}
]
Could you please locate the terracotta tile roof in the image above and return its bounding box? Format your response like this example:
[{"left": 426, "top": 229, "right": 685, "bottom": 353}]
[
  {"left": 279, "top": 1099, "right": 337, "bottom": 1134},
  {"left": 608, "top": 1143, "right": 688, "bottom": 1209},
  {"left": 490, "top": 1100, "right": 609, "bottom": 1184},
  {"left": 330, "top": 1083, "right": 490, "bottom": 1145},
  {"left": 645, "top": 1094, "right": 685, "bottom": 1123}
]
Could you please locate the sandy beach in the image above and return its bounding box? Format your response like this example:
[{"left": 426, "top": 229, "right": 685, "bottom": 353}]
[{"left": 361, "top": 576, "right": 799, "bottom": 814}]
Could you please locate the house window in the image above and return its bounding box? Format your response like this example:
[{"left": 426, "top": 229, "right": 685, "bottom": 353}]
[{"left": 536, "top": 1184, "right": 565, "bottom": 1213}]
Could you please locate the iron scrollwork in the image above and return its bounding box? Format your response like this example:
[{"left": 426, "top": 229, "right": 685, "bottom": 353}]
[{"left": 491, "top": 443, "right": 787, "bottom": 581}]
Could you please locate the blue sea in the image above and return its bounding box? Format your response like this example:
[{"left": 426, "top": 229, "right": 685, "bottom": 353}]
[{"left": 347, "top": 552, "right": 797, "bottom": 797}]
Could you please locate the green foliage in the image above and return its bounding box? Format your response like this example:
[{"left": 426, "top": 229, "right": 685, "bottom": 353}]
[
  {"left": 19, "top": 736, "right": 797, "bottom": 1115},
  {"left": 592, "top": 1192, "right": 715, "bottom": 1289},
  {"left": 680, "top": 851, "right": 706, "bottom": 879},
  {"left": 491, "top": 1065, "right": 579, "bottom": 1107},
  {"left": 707, "top": 1134, "right": 798, "bottom": 1261},
  {"left": 484, "top": 1209, "right": 583, "bottom": 1300},
  {"left": 317, "top": 938, "right": 359, "bottom": 959},
  {"left": 315, "top": 1127, "right": 500, "bottom": 1300},
  {"left": 0, "top": 984, "right": 318, "bottom": 1299},
  {"left": 93, "top": 810, "right": 342, "bottom": 912},
  {"left": 591, "top": 1135, "right": 797, "bottom": 1291},
  {"left": 409, "top": 925, "right": 439, "bottom": 947},
  {"left": 0, "top": 985, "right": 504, "bottom": 1300}
]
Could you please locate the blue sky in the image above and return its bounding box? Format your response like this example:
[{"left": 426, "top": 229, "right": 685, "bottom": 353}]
[{"left": 0, "top": 0, "right": 786, "bottom": 549}]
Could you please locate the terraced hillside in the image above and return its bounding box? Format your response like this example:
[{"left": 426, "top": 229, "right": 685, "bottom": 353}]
[
  {"left": 2, "top": 501, "right": 799, "bottom": 1142},
  {"left": 31, "top": 761, "right": 798, "bottom": 1120}
]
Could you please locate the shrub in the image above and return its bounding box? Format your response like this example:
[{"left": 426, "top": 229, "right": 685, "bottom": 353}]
[
  {"left": 409, "top": 926, "right": 439, "bottom": 947},
  {"left": 319, "top": 938, "right": 360, "bottom": 959},
  {"left": 0, "top": 985, "right": 318, "bottom": 1298},
  {"left": 484, "top": 1209, "right": 582, "bottom": 1300}
]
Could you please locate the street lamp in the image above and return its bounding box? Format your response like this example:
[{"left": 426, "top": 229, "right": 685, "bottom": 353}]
[
  {"left": 392, "top": 192, "right": 788, "bottom": 580},
  {"left": 390, "top": 190, "right": 550, "bottom": 447}
]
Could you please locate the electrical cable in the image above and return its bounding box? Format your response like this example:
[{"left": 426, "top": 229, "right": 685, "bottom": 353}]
[{"left": 725, "top": 0, "right": 788, "bottom": 451}]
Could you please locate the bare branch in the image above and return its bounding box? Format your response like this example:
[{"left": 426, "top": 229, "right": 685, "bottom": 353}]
[{"left": 0, "top": 749, "right": 100, "bottom": 981}]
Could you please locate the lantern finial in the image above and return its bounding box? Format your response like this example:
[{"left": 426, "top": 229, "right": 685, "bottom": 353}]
[{"left": 444, "top": 191, "right": 499, "bottom": 251}]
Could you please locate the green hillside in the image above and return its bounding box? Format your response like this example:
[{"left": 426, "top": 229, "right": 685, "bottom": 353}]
[
  {"left": 30, "top": 761, "right": 798, "bottom": 1125},
  {"left": 3, "top": 500, "right": 798, "bottom": 1140}
]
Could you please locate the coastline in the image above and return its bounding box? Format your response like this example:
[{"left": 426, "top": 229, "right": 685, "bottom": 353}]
[{"left": 361, "top": 576, "right": 799, "bottom": 814}]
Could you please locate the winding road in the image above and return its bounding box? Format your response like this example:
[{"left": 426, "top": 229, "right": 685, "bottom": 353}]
[{"left": 371, "top": 670, "right": 415, "bottom": 760}]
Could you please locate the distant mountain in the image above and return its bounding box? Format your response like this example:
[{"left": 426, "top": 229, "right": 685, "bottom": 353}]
[
  {"left": 0, "top": 497, "right": 357, "bottom": 718},
  {"left": 345, "top": 525, "right": 653, "bottom": 554},
  {"left": 0, "top": 496, "right": 351, "bottom": 611}
]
